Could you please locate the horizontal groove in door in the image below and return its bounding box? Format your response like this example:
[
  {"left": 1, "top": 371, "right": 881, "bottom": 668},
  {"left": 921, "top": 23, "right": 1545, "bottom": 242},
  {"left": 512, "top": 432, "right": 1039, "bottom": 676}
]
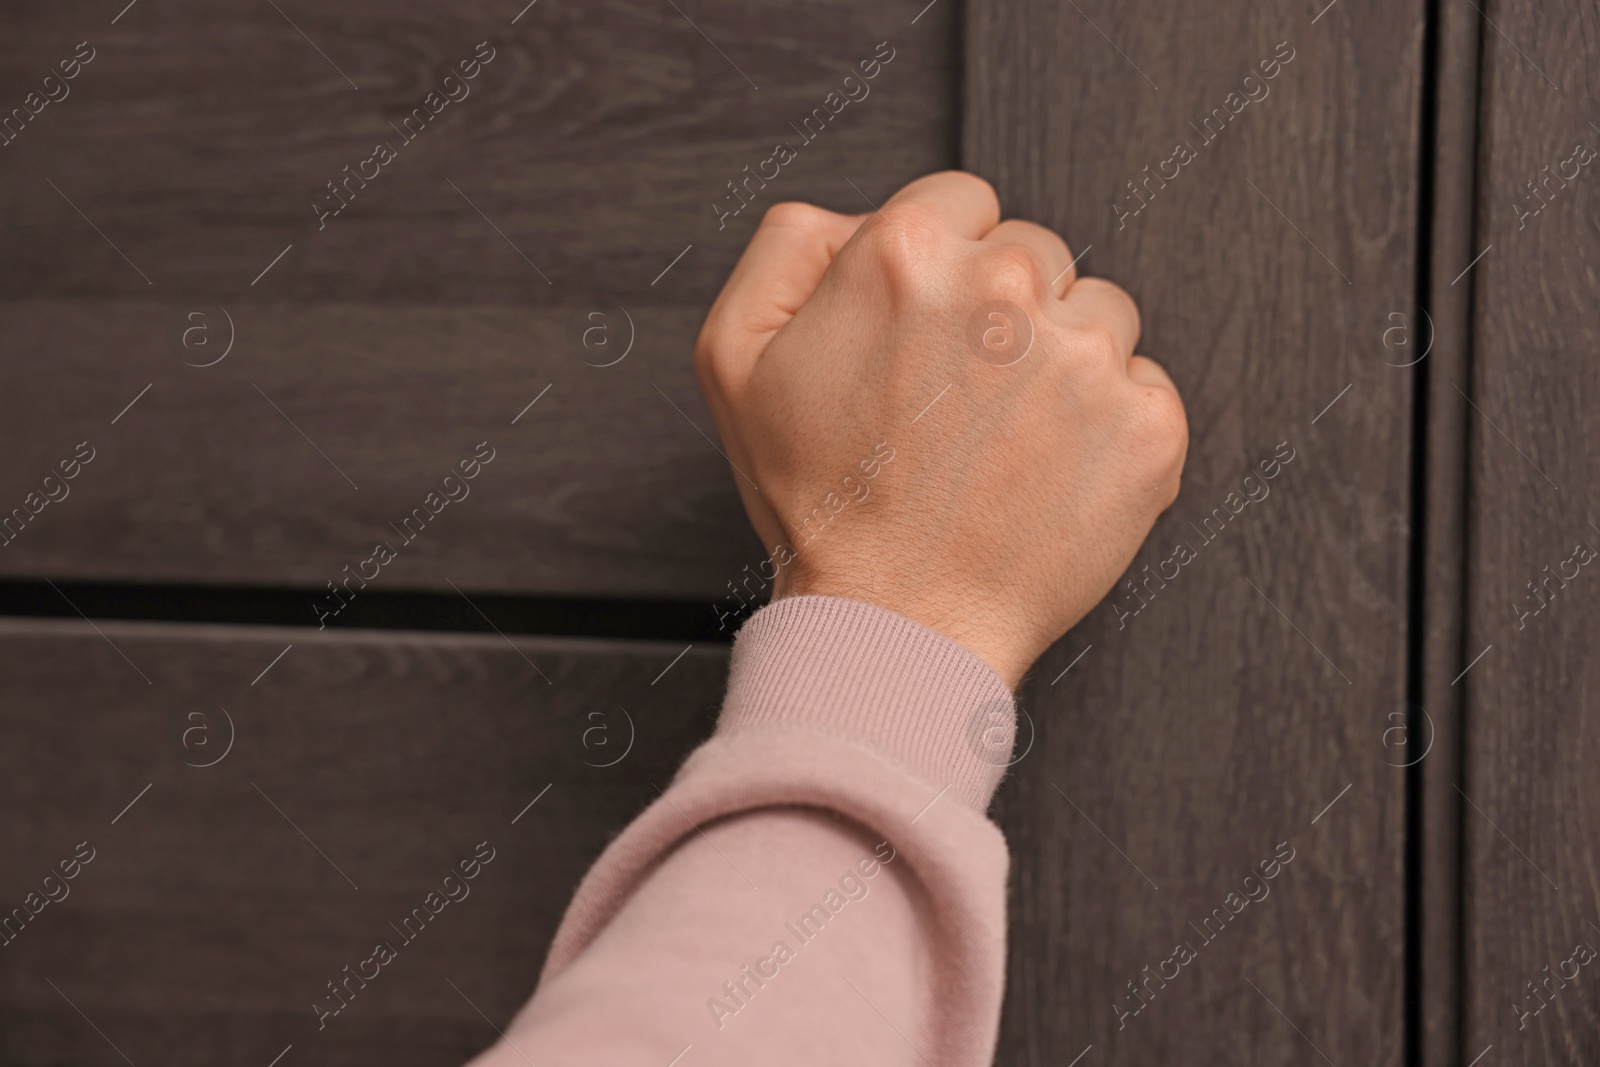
[{"left": 0, "top": 577, "right": 740, "bottom": 643}]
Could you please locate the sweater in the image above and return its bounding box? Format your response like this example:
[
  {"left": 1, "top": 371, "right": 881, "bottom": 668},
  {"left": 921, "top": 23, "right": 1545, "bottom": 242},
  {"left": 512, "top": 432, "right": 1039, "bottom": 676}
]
[{"left": 464, "top": 595, "right": 1017, "bottom": 1066}]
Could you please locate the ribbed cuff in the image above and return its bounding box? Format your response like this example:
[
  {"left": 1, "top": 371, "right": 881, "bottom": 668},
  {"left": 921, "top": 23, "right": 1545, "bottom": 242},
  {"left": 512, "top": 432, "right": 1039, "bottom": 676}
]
[{"left": 716, "top": 595, "right": 1018, "bottom": 811}]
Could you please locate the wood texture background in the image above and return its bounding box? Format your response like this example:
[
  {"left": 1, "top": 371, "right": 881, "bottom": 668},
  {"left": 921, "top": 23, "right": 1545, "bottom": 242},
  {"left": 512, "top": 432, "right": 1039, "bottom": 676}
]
[
  {"left": 0, "top": 0, "right": 957, "bottom": 601},
  {"left": 0, "top": 618, "right": 728, "bottom": 1066},
  {"left": 4, "top": 0, "right": 1598, "bottom": 1063},
  {"left": 966, "top": 1, "right": 1426, "bottom": 1063},
  {"left": 0, "top": 3, "right": 956, "bottom": 1062},
  {"left": 1460, "top": 0, "right": 1600, "bottom": 1062}
]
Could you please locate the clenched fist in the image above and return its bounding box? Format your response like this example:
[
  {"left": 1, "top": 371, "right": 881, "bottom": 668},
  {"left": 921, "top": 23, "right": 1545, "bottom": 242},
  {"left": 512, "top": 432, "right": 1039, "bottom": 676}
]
[{"left": 695, "top": 171, "right": 1188, "bottom": 687}]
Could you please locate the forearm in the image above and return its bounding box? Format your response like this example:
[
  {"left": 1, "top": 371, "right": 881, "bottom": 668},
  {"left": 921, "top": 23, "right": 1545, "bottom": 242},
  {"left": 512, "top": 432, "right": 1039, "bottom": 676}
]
[{"left": 468, "top": 596, "right": 1016, "bottom": 1066}]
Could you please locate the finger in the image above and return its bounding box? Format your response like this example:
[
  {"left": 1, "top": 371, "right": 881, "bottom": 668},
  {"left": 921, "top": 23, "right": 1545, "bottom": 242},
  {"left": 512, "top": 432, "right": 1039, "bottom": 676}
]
[
  {"left": 696, "top": 203, "right": 861, "bottom": 528},
  {"left": 872, "top": 170, "right": 1001, "bottom": 241},
  {"left": 710, "top": 201, "right": 867, "bottom": 363},
  {"left": 1128, "top": 354, "right": 1176, "bottom": 391},
  {"left": 1128, "top": 355, "right": 1189, "bottom": 486},
  {"left": 983, "top": 219, "right": 1076, "bottom": 297},
  {"left": 1058, "top": 277, "right": 1141, "bottom": 360}
]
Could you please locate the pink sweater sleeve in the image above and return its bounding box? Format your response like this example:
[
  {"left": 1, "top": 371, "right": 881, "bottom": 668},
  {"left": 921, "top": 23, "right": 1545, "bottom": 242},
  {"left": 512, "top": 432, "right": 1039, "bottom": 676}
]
[{"left": 466, "top": 595, "right": 1018, "bottom": 1066}]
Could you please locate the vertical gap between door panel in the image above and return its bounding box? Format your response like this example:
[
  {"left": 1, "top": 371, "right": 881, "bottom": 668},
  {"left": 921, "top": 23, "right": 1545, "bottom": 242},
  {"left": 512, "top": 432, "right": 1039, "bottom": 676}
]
[{"left": 1405, "top": 0, "right": 1445, "bottom": 1063}]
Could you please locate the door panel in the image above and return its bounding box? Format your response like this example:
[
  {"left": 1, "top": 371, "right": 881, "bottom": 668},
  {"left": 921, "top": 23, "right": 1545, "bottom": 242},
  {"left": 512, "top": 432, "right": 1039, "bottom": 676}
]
[
  {"left": 1460, "top": 0, "right": 1600, "bottom": 1061},
  {"left": 0, "top": 0, "right": 958, "bottom": 601},
  {"left": 0, "top": 618, "right": 727, "bottom": 1066},
  {"left": 965, "top": 1, "right": 1425, "bottom": 1062}
]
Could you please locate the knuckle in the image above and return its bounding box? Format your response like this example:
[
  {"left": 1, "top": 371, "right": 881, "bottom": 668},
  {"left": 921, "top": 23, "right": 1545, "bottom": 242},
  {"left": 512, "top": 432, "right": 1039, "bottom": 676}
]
[
  {"left": 692, "top": 310, "right": 737, "bottom": 393},
  {"left": 1127, "top": 385, "right": 1189, "bottom": 474},
  {"left": 691, "top": 338, "right": 722, "bottom": 397},
  {"left": 761, "top": 200, "right": 828, "bottom": 232},
  {"left": 873, "top": 201, "right": 942, "bottom": 248},
  {"left": 941, "top": 170, "right": 1000, "bottom": 210},
  {"left": 1067, "top": 322, "right": 1124, "bottom": 367},
  {"left": 1099, "top": 277, "right": 1139, "bottom": 313},
  {"left": 1094, "top": 277, "right": 1143, "bottom": 317},
  {"left": 857, "top": 208, "right": 940, "bottom": 290},
  {"left": 974, "top": 244, "right": 1045, "bottom": 303},
  {"left": 1158, "top": 470, "right": 1184, "bottom": 509},
  {"left": 1005, "top": 218, "right": 1064, "bottom": 248}
]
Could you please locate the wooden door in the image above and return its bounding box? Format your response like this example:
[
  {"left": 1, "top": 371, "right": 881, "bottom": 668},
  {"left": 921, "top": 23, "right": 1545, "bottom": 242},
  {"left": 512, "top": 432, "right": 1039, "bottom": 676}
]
[
  {"left": 967, "top": 1, "right": 1423, "bottom": 1063},
  {"left": 0, "top": 3, "right": 961, "bottom": 1063},
  {"left": 1454, "top": 0, "right": 1600, "bottom": 1062},
  {"left": 2, "top": 0, "right": 1597, "bottom": 1064}
]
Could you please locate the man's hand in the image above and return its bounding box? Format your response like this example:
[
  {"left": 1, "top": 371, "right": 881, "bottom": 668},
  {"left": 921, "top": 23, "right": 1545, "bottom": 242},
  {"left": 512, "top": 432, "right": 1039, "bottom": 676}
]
[{"left": 694, "top": 171, "right": 1188, "bottom": 688}]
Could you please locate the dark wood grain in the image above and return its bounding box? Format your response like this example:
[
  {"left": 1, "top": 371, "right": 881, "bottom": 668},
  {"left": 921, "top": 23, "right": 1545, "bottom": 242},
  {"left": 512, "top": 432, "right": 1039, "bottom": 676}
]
[
  {"left": 966, "top": 1, "right": 1426, "bottom": 1063},
  {"left": 0, "top": 0, "right": 959, "bottom": 600},
  {"left": 1460, "top": 0, "right": 1600, "bottom": 1063},
  {"left": 0, "top": 617, "right": 727, "bottom": 1067}
]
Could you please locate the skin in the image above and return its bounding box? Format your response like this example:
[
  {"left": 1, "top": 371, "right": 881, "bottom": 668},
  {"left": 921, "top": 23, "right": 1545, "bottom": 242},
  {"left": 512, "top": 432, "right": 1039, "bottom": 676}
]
[{"left": 695, "top": 171, "right": 1189, "bottom": 688}]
